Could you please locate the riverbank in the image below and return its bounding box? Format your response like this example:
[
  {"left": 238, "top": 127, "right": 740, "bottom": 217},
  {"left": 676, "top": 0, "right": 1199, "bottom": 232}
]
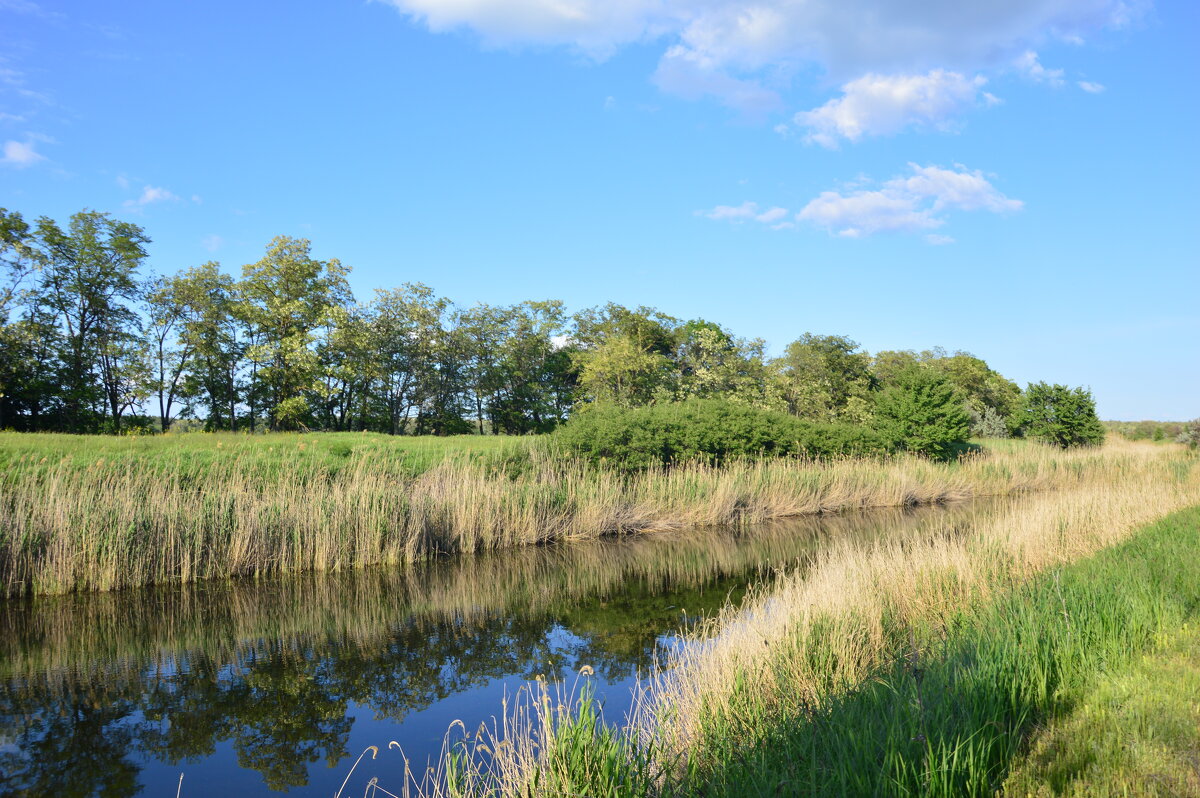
[
  {"left": 421, "top": 443, "right": 1199, "bottom": 797},
  {"left": 0, "top": 432, "right": 1176, "bottom": 595}
]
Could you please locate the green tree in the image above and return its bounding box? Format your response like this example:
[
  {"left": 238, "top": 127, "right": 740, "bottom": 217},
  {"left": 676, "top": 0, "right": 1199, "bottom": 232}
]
[
  {"left": 34, "top": 210, "right": 149, "bottom": 431},
  {"left": 173, "top": 262, "right": 243, "bottom": 431},
  {"left": 1020, "top": 382, "right": 1105, "bottom": 448},
  {"left": 776, "top": 333, "right": 874, "bottom": 422},
  {"left": 237, "top": 236, "right": 351, "bottom": 430},
  {"left": 673, "top": 320, "right": 780, "bottom": 409},
  {"left": 368, "top": 283, "right": 446, "bottom": 434},
  {"left": 874, "top": 365, "right": 971, "bottom": 459}
]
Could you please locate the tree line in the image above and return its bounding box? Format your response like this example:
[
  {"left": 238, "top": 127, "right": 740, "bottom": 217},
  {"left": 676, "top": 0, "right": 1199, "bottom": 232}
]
[{"left": 0, "top": 208, "right": 1099, "bottom": 442}]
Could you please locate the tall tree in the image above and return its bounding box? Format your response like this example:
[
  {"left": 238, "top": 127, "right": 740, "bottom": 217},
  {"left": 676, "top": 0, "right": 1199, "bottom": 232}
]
[
  {"left": 34, "top": 210, "right": 149, "bottom": 431},
  {"left": 776, "top": 333, "right": 874, "bottom": 422},
  {"left": 237, "top": 236, "right": 351, "bottom": 430},
  {"left": 174, "top": 262, "right": 243, "bottom": 431},
  {"left": 369, "top": 283, "right": 446, "bottom": 434}
]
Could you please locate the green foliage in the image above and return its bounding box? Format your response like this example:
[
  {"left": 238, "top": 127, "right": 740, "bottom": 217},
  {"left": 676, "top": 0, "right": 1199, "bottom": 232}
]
[
  {"left": 556, "top": 399, "right": 892, "bottom": 469},
  {"left": 872, "top": 365, "right": 971, "bottom": 459},
  {"left": 775, "top": 333, "right": 874, "bottom": 423},
  {"left": 1183, "top": 419, "right": 1200, "bottom": 449},
  {"left": 1021, "top": 382, "right": 1105, "bottom": 448}
]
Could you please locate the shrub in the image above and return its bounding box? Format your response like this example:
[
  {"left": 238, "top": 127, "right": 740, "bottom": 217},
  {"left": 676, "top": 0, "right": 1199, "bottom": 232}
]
[
  {"left": 873, "top": 365, "right": 972, "bottom": 460},
  {"left": 556, "top": 399, "right": 891, "bottom": 469},
  {"left": 1181, "top": 419, "right": 1200, "bottom": 449},
  {"left": 1019, "top": 382, "right": 1105, "bottom": 448}
]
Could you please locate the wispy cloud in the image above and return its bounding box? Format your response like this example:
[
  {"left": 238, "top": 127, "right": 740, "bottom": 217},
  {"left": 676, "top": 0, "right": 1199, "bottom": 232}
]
[
  {"left": 1014, "top": 50, "right": 1065, "bottom": 87},
  {"left": 123, "top": 185, "right": 180, "bottom": 208},
  {"left": 1, "top": 137, "right": 45, "bottom": 167},
  {"left": 382, "top": 0, "right": 1138, "bottom": 119},
  {"left": 1078, "top": 80, "right": 1106, "bottom": 93},
  {"left": 797, "top": 163, "right": 1022, "bottom": 239},
  {"left": 201, "top": 234, "right": 224, "bottom": 252},
  {"left": 792, "top": 70, "right": 993, "bottom": 147},
  {"left": 699, "top": 200, "right": 793, "bottom": 229}
]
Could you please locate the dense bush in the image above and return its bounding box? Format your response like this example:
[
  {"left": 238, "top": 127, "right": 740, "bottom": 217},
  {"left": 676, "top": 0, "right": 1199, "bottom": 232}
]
[
  {"left": 555, "top": 399, "right": 892, "bottom": 469},
  {"left": 873, "top": 365, "right": 972, "bottom": 460},
  {"left": 1020, "top": 382, "right": 1105, "bottom": 448}
]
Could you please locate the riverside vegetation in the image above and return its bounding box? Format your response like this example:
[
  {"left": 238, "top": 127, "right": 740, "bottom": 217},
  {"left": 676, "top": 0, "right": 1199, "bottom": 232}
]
[
  {"left": 0, "top": 430, "right": 1127, "bottom": 597},
  {"left": 374, "top": 440, "right": 1200, "bottom": 798}
]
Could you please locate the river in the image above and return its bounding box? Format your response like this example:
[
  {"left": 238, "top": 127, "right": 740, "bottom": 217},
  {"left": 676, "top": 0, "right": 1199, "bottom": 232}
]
[{"left": 0, "top": 500, "right": 989, "bottom": 796}]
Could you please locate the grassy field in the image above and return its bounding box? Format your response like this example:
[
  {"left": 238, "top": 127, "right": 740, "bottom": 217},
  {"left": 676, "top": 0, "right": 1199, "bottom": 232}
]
[
  {"left": 0, "top": 431, "right": 1145, "bottom": 596},
  {"left": 410, "top": 444, "right": 1200, "bottom": 798}
]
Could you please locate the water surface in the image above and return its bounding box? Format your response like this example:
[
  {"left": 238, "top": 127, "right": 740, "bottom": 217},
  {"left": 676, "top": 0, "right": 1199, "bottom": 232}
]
[{"left": 0, "top": 502, "right": 987, "bottom": 796}]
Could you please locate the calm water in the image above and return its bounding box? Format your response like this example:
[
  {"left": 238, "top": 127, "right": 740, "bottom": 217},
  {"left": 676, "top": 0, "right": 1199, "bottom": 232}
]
[{"left": 0, "top": 502, "right": 987, "bottom": 796}]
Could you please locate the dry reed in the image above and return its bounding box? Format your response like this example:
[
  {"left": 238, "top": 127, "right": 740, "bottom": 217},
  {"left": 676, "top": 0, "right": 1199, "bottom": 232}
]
[
  {"left": 0, "top": 437, "right": 1156, "bottom": 596},
  {"left": 420, "top": 441, "right": 1199, "bottom": 796}
]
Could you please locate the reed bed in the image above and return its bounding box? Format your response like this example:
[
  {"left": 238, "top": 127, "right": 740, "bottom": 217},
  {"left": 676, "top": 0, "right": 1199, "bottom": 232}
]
[
  {"left": 411, "top": 442, "right": 1199, "bottom": 797},
  {"left": 0, "top": 433, "right": 1119, "bottom": 596}
]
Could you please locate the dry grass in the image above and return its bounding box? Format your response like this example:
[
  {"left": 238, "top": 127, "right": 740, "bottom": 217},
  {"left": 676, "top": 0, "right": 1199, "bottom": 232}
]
[
  {"left": 421, "top": 441, "right": 1199, "bottom": 797},
  {"left": 0, "top": 434, "right": 1150, "bottom": 596},
  {"left": 639, "top": 440, "right": 1200, "bottom": 767}
]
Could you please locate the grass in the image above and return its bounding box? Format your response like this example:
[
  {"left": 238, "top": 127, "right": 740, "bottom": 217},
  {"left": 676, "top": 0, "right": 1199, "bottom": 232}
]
[
  {"left": 402, "top": 443, "right": 1200, "bottom": 798},
  {"left": 1002, "top": 621, "right": 1200, "bottom": 798},
  {"left": 674, "top": 505, "right": 1200, "bottom": 796},
  {"left": 0, "top": 431, "right": 1144, "bottom": 596}
]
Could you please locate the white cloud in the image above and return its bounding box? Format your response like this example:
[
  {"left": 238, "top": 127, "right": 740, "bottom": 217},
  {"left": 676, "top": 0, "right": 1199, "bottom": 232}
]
[
  {"left": 926, "top": 234, "right": 956, "bottom": 245},
  {"left": 1078, "top": 80, "right": 1106, "bottom": 93},
  {"left": 1014, "top": 50, "right": 1065, "bottom": 87},
  {"left": 701, "top": 200, "right": 758, "bottom": 221},
  {"left": 701, "top": 200, "right": 793, "bottom": 229},
  {"left": 1, "top": 138, "right": 45, "bottom": 167},
  {"left": 797, "top": 163, "right": 1022, "bottom": 239},
  {"left": 793, "top": 70, "right": 989, "bottom": 147},
  {"left": 124, "top": 185, "right": 180, "bottom": 208},
  {"left": 653, "top": 45, "right": 781, "bottom": 113},
  {"left": 382, "top": 0, "right": 1140, "bottom": 106},
  {"left": 755, "top": 206, "right": 788, "bottom": 223},
  {"left": 201, "top": 234, "right": 224, "bottom": 252}
]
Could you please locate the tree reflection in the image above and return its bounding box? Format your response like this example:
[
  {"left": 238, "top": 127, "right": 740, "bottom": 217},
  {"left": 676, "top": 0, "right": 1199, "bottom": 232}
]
[{"left": 0, "top": 501, "right": 989, "bottom": 795}]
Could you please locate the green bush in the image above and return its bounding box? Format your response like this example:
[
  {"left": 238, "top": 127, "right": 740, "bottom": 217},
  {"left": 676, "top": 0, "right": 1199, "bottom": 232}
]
[
  {"left": 1020, "top": 382, "right": 1105, "bottom": 448},
  {"left": 873, "top": 365, "right": 972, "bottom": 460},
  {"left": 555, "top": 399, "right": 892, "bottom": 469}
]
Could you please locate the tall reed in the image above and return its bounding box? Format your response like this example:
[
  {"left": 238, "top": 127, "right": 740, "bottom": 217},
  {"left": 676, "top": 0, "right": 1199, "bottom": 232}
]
[
  {"left": 0, "top": 435, "right": 1126, "bottom": 596},
  {"left": 412, "top": 442, "right": 1199, "bottom": 797}
]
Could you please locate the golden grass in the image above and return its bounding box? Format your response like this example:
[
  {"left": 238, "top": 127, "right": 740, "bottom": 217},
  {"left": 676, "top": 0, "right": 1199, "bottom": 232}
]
[
  {"left": 0, "top": 435, "right": 1157, "bottom": 596},
  {"left": 637, "top": 440, "right": 1200, "bottom": 768},
  {"left": 418, "top": 441, "right": 1200, "bottom": 797}
]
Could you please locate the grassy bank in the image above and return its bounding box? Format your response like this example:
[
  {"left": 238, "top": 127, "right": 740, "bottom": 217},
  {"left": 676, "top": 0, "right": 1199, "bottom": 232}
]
[
  {"left": 1002, "top": 620, "right": 1200, "bottom": 797},
  {"left": 415, "top": 445, "right": 1199, "bottom": 797},
  {"left": 0, "top": 432, "right": 1141, "bottom": 596}
]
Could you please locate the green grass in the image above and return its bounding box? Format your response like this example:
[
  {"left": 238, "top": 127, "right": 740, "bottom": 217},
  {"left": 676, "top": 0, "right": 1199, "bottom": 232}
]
[
  {"left": 1001, "top": 623, "right": 1200, "bottom": 797},
  {"left": 677, "top": 505, "right": 1200, "bottom": 797},
  {"left": 0, "top": 430, "right": 531, "bottom": 481}
]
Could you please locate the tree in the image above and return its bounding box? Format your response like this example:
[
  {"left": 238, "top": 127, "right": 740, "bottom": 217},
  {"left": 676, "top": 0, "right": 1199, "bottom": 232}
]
[
  {"left": 173, "top": 262, "right": 242, "bottom": 431},
  {"left": 775, "top": 333, "right": 874, "bottom": 422},
  {"left": 34, "top": 210, "right": 149, "bottom": 431},
  {"left": 368, "top": 283, "right": 446, "bottom": 434},
  {"left": 237, "top": 236, "right": 351, "bottom": 430},
  {"left": 1019, "top": 382, "right": 1105, "bottom": 448},
  {"left": 873, "top": 364, "right": 971, "bottom": 459}
]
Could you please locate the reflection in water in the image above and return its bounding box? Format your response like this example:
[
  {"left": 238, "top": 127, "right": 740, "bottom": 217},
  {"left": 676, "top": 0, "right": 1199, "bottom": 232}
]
[{"left": 0, "top": 501, "right": 992, "bottom": 796}]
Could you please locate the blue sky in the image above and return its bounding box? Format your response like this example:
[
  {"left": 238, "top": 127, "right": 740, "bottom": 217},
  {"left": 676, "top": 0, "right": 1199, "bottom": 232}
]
[{"left": 2, "top": 0, "right": 1197, "bottom": 419}]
